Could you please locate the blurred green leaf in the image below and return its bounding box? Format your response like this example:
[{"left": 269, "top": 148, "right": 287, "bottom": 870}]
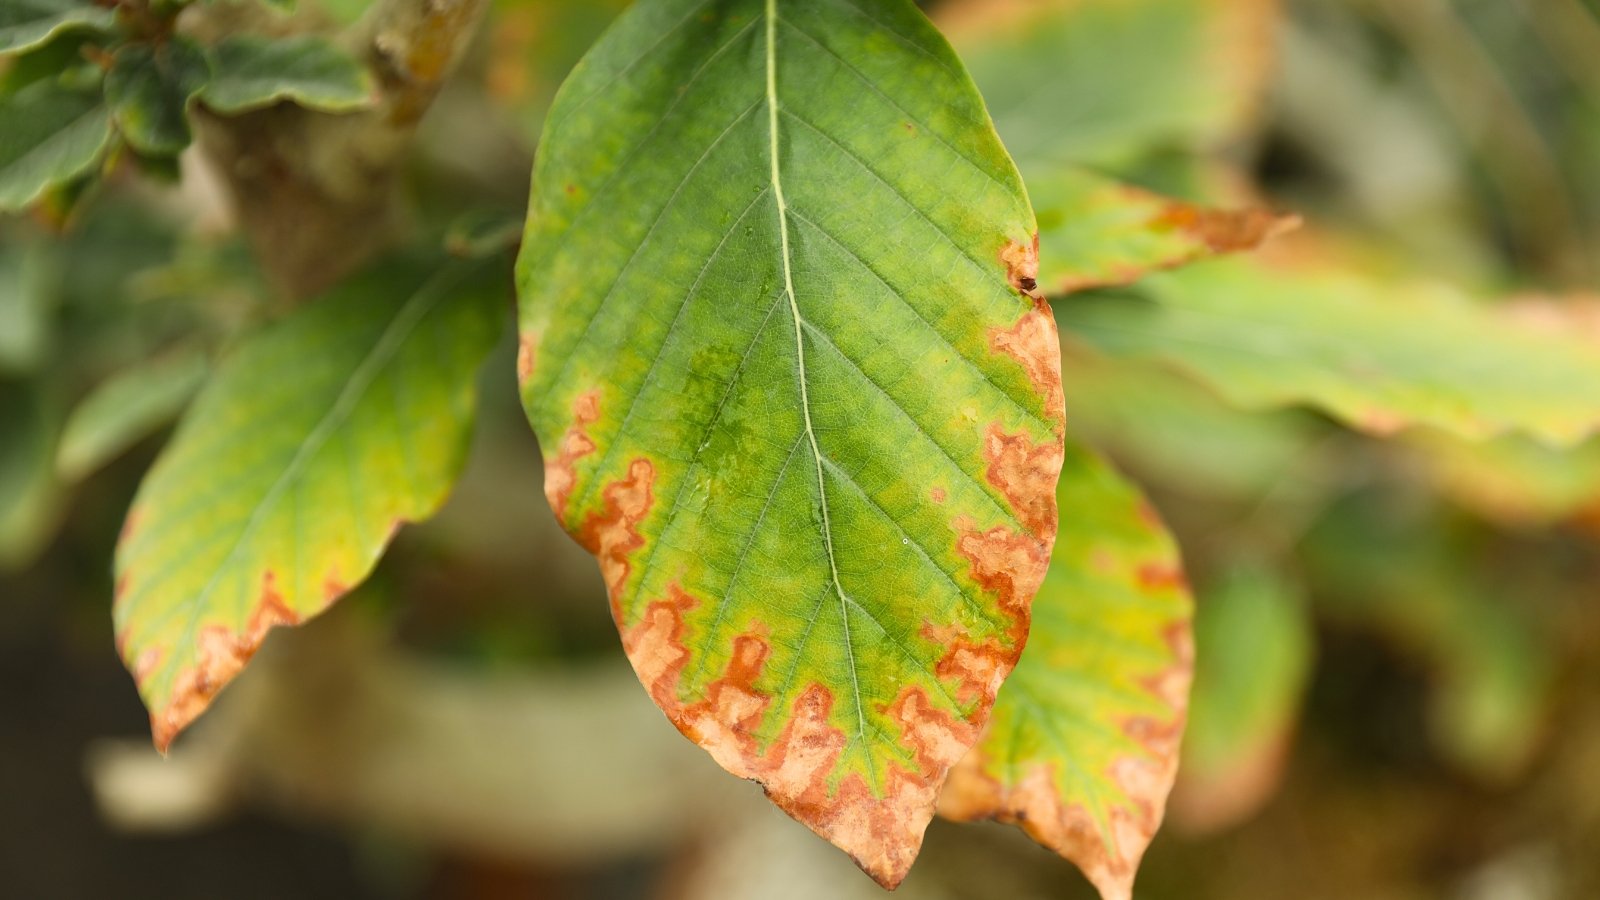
[
  {"left": 0, "top": 73, "right": 113, "bottom": 211},
  {"left": 200, "top": 35, "right": 375, "bottom": 115},
  {"left": 0, "top": 234, "right": 57, "bottom": 373},
  {"left": 0, "top": 0, "right": 114, "bottom": 57},
  {"left": 941, "top": 442, "right": 1191, "bottom": 900},
  {"left": 56, "top": 346, "right": 208, "bottom": 481},
  {"left": 1056, "top": 257, "right": 1600, "bottom": 446},
  {"left": 0, "top": 378, "right": 61, "bottom": 571},
  {"left": 1173, "top": 564, "right": 1313, "bottom": 833},
  {"left": 946, "top": 1, "right": 1289, "bottom": 299},
  {"left": 1412, "top": 430, "right": 1600, "bottom": 526},
  {"left": 945, "top": 0, "right": 1271, "bottom": 172},
  {"left": 1059, "top": 344, "right": 1314, "bottom": 502},
  {"left": 104, "top": 38, "right": 211, "bottom": 158},
  {"left": 517, "top": 0, "right": 1061, "bottom": 886},
  {"left": 113, "top": 256, "right": 505, "bottom": 752}
]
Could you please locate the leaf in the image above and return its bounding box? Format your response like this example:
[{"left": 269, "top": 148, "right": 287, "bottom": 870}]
[
  {"left": 515, "top": 0, "right": 1063, "bottom": 886},
  {"left": 104, "top": 38, "right": 212, "bottom": 158},
  {"left": 57, "top": 346, "right": 208, "bottom": 481},
  {"left": 942, "top": 0, "right": 1277, "bottom": 171},
  {"left": 0, "top": 0, "right": 114, "bottom": 57},
  {"left": 1170, "top": 564, "right": 1312, "bottom": 833},
  {"left": 0, "top": 233, "right": 57, "bottom": 374},
  {"left": 938, "top": 441, "right": 1192, "bottom": 900},
  {"left": 1031, "top": 167, "right": 1296, "bottom": 296},
  {"left": 113, "top": 257, "right": 505, "bottom": 752},
  {"left": 1059, "top": 344, "right": 1314, "bottom": 502},
  {"left": 1056, "top": 256, "right": 1600, "bottom": 446},
  {"left": 0, "top": 72, "right": 113, "bottom": 212},
  {"left": 199, "top": 35, "right": 376, "bottom": 115},
  {"left": 0, "top": 378, "right": 62, "bottom": 570},
  {"left": 1411, "top": 430, "right": 1600, "bottom": 526}
]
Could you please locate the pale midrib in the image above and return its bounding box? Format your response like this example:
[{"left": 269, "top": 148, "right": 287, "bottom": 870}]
[{"left": 765, "top": 0, "right": 870, "bottom": 769}]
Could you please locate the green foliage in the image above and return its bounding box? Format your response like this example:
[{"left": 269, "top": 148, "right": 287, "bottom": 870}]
[
  {"left": 516, "top": 0, "right": 1062, "bottom": 886},
  {"left": 105, "top": 38, "right": 211, "bottom": 157},
  {"left": 0, "top": 0, "right": 1596, "bottom": 897},
  {"left": 0, "top": 378, "right": 60, "bottom": 569},
  {"left": 0, "top": 71, "right": 112, "bottom": 212},
  {"left": 941, "top": 442, "right": 1191, "bottom": 900},
  {"left": 199, "top": 35, "right": 374, "bottom": 115},
  {"left": 1177, "top": 565, "right": 1313, "bottom": 829},
  {"left": 0, "top": 0, "right": 113, "bottom": 56},
  {"left": 1058, "top": 258, "right": 1600, "bottom": 446},
  {"left": 56, "top": 346, "right": 207, "bottom": 481},
  {"left": 113, "top": 257, "right": 504, "bottom": 751}
]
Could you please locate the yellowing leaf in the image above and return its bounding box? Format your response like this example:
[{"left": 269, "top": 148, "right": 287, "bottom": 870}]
[
  {"left": 1058, "top": 256, "right": 1600, "bottom": 446},
  {"left": 945, "top": 2, "right": 1293, "bottom": 297},
  {"left": 113, "top": 259, "right": 504, "bottom": 751},
  {"left": 939, "top": 441, "right": 1191, "bottom": 900},
  {"left": 516, "top": 0, "right": 1063, "bottom": 886},
  {"left": 1031, "top": 167, "right": 1296, "bottom": 297}
]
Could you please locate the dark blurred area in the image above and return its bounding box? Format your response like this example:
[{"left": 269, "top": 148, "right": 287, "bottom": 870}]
[{"left": 5, "top": 0, "right": 1600, "bottom": 898}]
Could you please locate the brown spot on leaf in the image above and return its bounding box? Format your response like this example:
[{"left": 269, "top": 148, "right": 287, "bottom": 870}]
[
  {"left": 516, "top": 330, "right": 540, "bottom": 385},
  {"left": 577, "top": 458, "right": 655, "bottom": 621},
  {"left": 1149, "top": 202, "right": 1300, "bottom": 257},
  {"left": 543, "top": 390, "right": 601, "bottom": 522},
  {"left": 954, "top": 520, "right": 1048, "bottom": 627},
  {"left": 323, "top": 571, "right": 351, "bottom": 602},
  {"left": 151, "top": 571, "right": 302, "bottom": 753},
  {"left": 1136, "top": 562, "right": 1188, "bottom": 593},
  {"left": 930, "top": 487, "right": 946, "bottom": 504},
  {"left": 983, "top": 424, "right": 1063, "bottom": 544},
  {"left": 989, "top": 301, "right": 1065, "bottom": 426},
  {"left": 999, "top": 235, "right": 1040, "bottom": 297}
]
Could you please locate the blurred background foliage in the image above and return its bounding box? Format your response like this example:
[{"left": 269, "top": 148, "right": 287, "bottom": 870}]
[{"left": 3, "top": 0, "right": 1600, "bottom": 897}]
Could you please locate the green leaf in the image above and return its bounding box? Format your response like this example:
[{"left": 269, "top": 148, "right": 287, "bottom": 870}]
[
  {"left": 0, "top": 378, "right": 62, "bottom": 570},
  {"left": 0, "top": 73, "right": 113, "bottom": 212},
  {"left": 113, "top": 257, "right": 505, "bottom": 752},
  {"left": 943, "top": 0, "right": 1272, "bottom": 171},
  {"left": 0, "top": 234, "right": 57, "bottom": 374},
  {"left": 1412, "top": 430, "right": 1600, "bottom": 525},
  {"left": 0, "top": 0, "right": 114, "bottom": 57},
  {"left": 516, "top": 0, "right": 1063, "bottom": 886},
  {"left": 943, "top": 0, "right": 1290, "bottom": 295},
  {"left": 104, "top": 38, "right": 212, "bottom": 158},
  {"left": 57, "top": 346, "right": 208, "bottom": 481},
  {"left": 1059, "top": 344, "right": 1314, "bottom": 502},
  {"left": 200, "top": 35, "right": 376, "bottom": 115},
  {"left": 939, "top": 441, "right": 1191, "bottom": 900},
  {"left": 1057, "top": 257, "right": 1600, "bottom": 446},
  {"left": 1171, "top": 564, "right": 1312, "bottom": 833},
  {"left": 1031, "top": 167, "right": 1294, "bottom": 296}
]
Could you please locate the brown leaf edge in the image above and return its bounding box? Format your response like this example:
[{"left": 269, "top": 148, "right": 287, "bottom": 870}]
[
  {"left": 936, "top": 495, "right": 1195, "bottom": 900},
  {"left": 524, "top": 237, "right": 1065, "bottom": 888}
]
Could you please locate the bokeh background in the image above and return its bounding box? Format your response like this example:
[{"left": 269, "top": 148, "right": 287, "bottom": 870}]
[{"left": 5, "top": 0, "right": 1600, "bottom": 897}]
